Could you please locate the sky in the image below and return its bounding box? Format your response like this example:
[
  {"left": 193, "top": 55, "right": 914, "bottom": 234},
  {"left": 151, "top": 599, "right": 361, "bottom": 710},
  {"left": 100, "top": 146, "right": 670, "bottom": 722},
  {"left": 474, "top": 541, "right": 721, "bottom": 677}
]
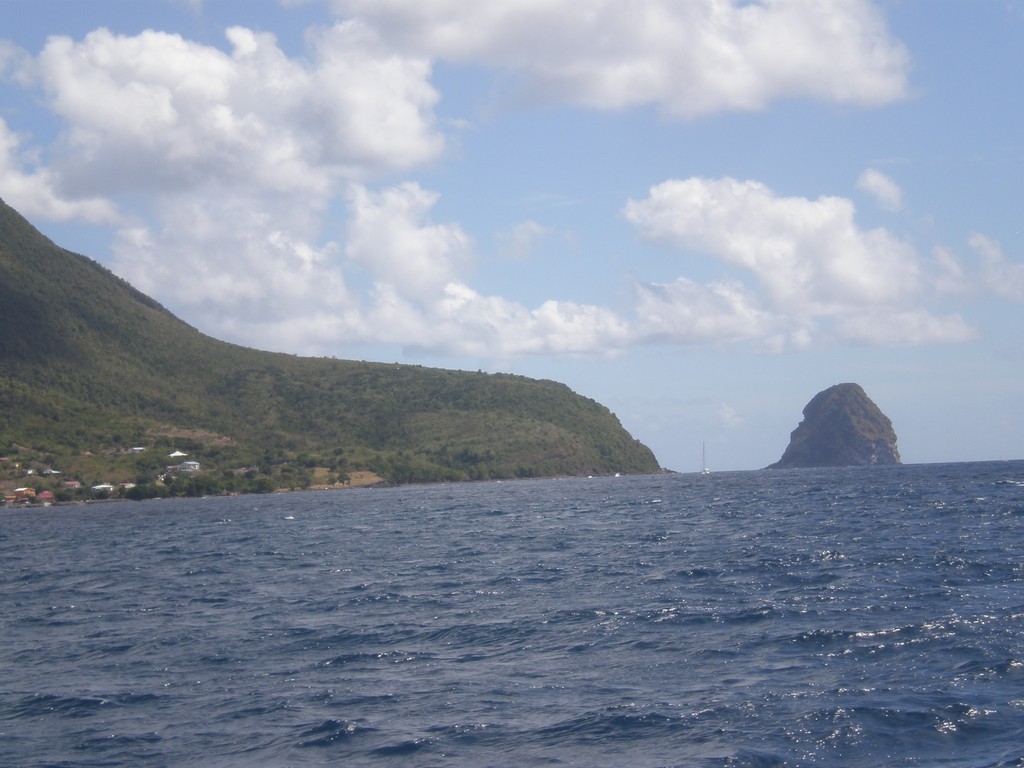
[{"left": 1, "top": 0, "right": 1022, "bottom": 472}]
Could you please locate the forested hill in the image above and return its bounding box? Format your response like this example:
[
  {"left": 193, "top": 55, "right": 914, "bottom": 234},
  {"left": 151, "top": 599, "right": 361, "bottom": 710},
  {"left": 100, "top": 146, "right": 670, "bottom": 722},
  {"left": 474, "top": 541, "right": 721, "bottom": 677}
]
[{"left": 0, "top": 198, "right": 661, "bottom": 493}]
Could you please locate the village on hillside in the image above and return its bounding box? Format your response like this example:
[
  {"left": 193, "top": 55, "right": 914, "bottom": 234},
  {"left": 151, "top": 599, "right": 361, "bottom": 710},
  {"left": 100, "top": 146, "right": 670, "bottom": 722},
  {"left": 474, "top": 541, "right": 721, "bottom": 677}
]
[
  {"left": 1, "top": 443, "right": 378, "bottom": 506},
  {"left": 1, "top": 447, "right": 202, "bottom": 505}
]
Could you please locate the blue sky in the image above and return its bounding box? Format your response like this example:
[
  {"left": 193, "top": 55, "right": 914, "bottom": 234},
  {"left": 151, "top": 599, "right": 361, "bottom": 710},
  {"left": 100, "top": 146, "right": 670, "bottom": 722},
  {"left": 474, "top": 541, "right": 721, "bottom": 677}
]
[{"left": 1, "top": 0, "right": 1022, "bottom": 471}]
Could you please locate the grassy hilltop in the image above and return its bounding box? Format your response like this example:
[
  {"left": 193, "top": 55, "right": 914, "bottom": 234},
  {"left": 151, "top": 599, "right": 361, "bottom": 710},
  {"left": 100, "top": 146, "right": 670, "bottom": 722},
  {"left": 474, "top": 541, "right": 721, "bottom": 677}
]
[{"left": 0, "top": 198, "right": 660, "bottom": 499}]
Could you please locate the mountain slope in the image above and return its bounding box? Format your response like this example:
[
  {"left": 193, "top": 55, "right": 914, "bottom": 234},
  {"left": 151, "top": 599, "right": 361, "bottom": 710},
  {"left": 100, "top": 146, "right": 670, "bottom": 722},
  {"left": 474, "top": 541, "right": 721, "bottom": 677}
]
[{"left": 0, "top": 198, "right": 660, "bottom": 486}]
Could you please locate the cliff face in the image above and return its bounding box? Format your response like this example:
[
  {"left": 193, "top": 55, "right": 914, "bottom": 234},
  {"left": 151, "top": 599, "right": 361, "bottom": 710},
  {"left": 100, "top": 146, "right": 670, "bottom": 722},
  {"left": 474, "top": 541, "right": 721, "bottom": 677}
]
[{"left": 769, "top": 383, "right": 900, "bottom": 469}]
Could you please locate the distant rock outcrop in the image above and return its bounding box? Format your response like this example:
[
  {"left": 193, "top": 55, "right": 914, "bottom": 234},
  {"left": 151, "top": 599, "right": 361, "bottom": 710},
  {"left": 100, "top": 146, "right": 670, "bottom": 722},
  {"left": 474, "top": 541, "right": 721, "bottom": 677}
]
[{"left": 769, "top": 383, "right": 900, "bottom": 469}]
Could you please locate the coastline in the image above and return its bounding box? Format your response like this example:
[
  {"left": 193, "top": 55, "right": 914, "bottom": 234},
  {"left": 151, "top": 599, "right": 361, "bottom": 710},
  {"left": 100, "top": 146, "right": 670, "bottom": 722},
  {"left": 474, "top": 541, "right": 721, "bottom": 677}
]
[{"left": 0, "top": 470, "right": 387, "bottom": 509}]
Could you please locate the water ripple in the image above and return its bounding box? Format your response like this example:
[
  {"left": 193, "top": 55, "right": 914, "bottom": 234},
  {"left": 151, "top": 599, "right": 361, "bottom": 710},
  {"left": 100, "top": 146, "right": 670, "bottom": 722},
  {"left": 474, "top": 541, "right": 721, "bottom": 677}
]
[{"left": 3, "top": 462, "right": 1024, "bottom": 766}]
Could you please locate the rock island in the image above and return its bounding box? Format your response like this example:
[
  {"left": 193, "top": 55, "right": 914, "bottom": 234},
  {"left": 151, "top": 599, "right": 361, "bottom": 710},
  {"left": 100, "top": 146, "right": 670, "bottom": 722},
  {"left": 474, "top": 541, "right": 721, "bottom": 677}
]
[{"left": 769, "top": 383, "right": 900, "bottom": 469}]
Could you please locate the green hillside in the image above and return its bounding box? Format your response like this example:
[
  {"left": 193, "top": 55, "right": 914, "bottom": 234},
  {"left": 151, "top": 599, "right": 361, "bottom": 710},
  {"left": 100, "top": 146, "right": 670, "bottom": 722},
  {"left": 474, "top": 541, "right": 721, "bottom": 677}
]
[{"left": 0, "top": 198, "right": 661, "bottom": 498}]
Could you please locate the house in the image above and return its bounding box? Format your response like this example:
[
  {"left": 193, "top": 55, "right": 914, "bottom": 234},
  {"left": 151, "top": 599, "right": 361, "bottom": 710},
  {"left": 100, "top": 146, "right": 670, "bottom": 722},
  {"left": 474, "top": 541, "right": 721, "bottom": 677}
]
[
  {"left": 13, "top": 487, "right": 36, "bottom": 501},
  {"left": 131, "top": 447, "right": 146, "bottom": 453},
  {"left": 91, "top": 483, "right": 115, "bottom": 493},
  {"left": 36, "top": 490, "right": 55, "bottom": 502},
  {"left": 63, "top": 479, "right": 82, "bottom": 489},
  {"left": 180, "top": 461, "right": 201, "bottom": 472},
  {"left": 168, "top": 450, "right": 187, "bottom": 458}
]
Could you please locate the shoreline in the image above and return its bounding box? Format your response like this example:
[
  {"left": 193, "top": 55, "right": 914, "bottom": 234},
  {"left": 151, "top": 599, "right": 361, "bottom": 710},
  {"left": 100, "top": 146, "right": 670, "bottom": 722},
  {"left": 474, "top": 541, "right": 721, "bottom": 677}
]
[{"left": 1, "top": 470, "right": 387, "bottom": 509}]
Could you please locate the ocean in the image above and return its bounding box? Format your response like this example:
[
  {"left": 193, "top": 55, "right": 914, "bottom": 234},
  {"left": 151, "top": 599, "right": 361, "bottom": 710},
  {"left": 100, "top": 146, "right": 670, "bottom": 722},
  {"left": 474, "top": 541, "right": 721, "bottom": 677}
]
[{"left": 3, "top": 461, "right": 1024, "bottom": 767}]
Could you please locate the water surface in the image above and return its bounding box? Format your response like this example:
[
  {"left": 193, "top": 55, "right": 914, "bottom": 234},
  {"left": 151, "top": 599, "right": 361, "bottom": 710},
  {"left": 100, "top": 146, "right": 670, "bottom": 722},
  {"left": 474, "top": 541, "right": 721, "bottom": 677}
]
[{"left": 3, "top": 462, "right": 1024, "bottom": 766}]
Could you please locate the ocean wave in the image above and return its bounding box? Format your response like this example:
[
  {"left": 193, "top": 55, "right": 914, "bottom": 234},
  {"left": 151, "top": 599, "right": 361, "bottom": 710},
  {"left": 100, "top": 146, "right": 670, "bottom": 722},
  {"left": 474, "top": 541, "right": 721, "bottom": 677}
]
[{"left": 4, "top": 462, "right": 1024, "bottom": 766}]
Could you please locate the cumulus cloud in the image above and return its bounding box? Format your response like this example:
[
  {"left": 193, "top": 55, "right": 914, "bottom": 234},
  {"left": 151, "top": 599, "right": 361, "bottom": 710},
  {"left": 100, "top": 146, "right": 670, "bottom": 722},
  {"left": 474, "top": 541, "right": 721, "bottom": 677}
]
[
  {"left": 345, "top": 182, "right": 472, "bottom": 300},
  {"left": 971, "top": 233, "right": 1024, "bottom": 300},
  {"left": 0, "top": 118, "right": 120, "bottom": 223},
  {"left": 33, "top": 24, "right": 442, "bottom": 199},
  {"left": 343, "top": 184, "right": 630, "bottom": 357},
  {"left": 353, "top": 273, "right": 632, "bottom": 359},
  {"left": 106, "top": 179, "right": 632, "bottom": 359},
  {"left": 857, "top": 167, "right": 903, "bottom": 211},
  {"left": 623, "top": 176, "right": 976, "bottom": 346},
  {"left": 927, "top": 235, "right": 1024, "bottom": 303},
  {"left": 624, "top": 177, "right": 920, "bottom": 310},
  {"left": 420, "top": 284, "right": 632, "bottom": 357},
  {"left": 110, "top": 191, "right": 354, "bottom": 352},
  {"left": 632, "top": 277, "right": 778, "bottom": 344},
  {"left": 328, "top": 0, "right": 909, "bottom": 116},
  {"left": 4, "top": 23, "right": 448, "bottom": 354},
  {"left": 1, "top": 6, "right": 987, "bottom": 359},
  {"left": 931, "top": 245, "right": 969, "bottom": 296}
]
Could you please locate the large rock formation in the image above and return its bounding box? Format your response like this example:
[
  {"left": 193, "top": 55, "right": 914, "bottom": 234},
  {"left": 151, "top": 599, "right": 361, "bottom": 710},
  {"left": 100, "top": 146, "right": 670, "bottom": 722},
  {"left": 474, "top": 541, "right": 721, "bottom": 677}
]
[{"left": 769, "top": 383, "right": 900, "bottom": 469}]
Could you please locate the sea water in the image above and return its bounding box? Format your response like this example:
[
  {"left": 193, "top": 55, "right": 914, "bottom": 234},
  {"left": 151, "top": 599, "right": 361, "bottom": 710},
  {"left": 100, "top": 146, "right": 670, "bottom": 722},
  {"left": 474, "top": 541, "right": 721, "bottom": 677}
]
[{"left": 3, "top": 461, "right": 1024, "bottom": 767}]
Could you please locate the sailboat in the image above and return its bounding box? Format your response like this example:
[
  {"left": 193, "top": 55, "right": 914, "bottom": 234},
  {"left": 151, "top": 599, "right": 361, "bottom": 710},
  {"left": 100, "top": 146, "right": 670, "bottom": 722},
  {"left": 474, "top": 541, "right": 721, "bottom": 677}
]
[{"left": 700, "top": 442, "right": 711, "bottom": 475}]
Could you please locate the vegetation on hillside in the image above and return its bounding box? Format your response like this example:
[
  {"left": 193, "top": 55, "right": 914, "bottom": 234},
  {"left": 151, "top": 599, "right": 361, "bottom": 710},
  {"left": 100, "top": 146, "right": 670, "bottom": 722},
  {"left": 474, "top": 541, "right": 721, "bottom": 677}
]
[{"left": 0, "top": 198, "right": 661, "bottom": 500}]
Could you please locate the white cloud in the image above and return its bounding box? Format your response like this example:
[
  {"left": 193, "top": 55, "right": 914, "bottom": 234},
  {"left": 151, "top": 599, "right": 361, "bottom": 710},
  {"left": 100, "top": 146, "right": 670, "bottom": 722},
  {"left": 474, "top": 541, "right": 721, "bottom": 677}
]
[
  {"left": 931, "top": 245, "right": 969, "bottom": 296},
  {"left": 623, "top": 176, "right": 978, "bottom": 347},
  {"left": 106, "top": 179, "right": 632, "bottom": 359},
  {"left": 624, "top": 177, "right": 920, "bottom": 311},
  {"left": 348, "top": 277, "right": 632, "bottom": 358},
  {"left": 0, "top": 118, "right": 120, "bottom": 223},
  {"left": 342, "top": 187, "right": 630, "bottom": 356},
  {"left": 1, "top": 7, "right": 988, "bottom": 359},
  {"left": 33, "top": 24, "right": 442, "bottom": 200},
  {"left": 423, "top": 283, "right": 632, "bottom": 357},
  {"left": 8, "top": 23, "right": 449, "bottom": 354},
  {"left": 632, "top": 277, "right": 780, "bottom": 344},
  {"left": 345, "top": 182, "right": 473, "bottom": 300},
  {"left": 928, "top": 236, "right": 1024, "bottom": 305},
  {"left": 110, "top": 191, "right": 354, "bottom": 353},
  {"left": 857, "top": 167, "right": 903, "bottom": 211},
  {"left": 971, "top": 233, "right": 1024, "bottom": 300},
  {"left": 329, "top": 0, "right": 909, "bottom": 116}
]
